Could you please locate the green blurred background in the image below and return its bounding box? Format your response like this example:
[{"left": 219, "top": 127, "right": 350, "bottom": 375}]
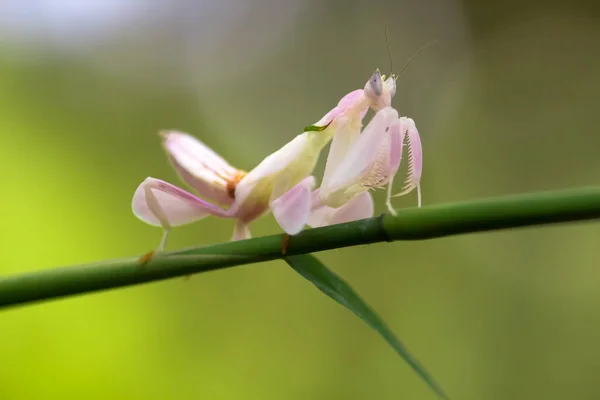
[{"left": 1, "top": 0, "right": 600, "bottom": 399}]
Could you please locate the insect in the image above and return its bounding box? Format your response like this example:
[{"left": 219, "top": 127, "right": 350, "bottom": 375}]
[{"left": 132, "top": 36, "right": 433, "bottom": 258}]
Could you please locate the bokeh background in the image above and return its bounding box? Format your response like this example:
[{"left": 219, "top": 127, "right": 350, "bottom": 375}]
[{"left": 1, "top": 0, "right": 600, "bottom": 399}]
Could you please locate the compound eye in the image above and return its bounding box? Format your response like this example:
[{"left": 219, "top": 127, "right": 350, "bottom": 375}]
[
  {"left": 386, "top": 76, "right": 396, "bottom": 98},
  {"left": 366, "top": 70, "right": 383, "bottom": 98}
]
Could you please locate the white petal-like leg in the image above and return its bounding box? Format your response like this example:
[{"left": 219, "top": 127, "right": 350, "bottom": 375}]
[
  {"left": 232, "top": 221, "right": 252, "bottom": 241},
  {"left": 235, "top": 132, "right": 319, "bottom": 206},
  {"left": 157, "top": 229, "right": 170, "bottom": 253},
  {"left": 270, "top": 176, "right": 316, "bottom": 235},
  {"left": 321, "top": 115, "right": 358, "bottom": 193},
  {"left": 386, "top": 182, "right": 397, "bottom": 216},
  {"left": 325, "top": 107, "right": 400, "bottom": 195}
]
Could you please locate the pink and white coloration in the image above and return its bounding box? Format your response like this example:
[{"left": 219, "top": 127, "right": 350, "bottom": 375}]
[
  {"left": 132, "top": 131, "right": 323, "bottom": 250},
  {"left": 311, "top": 69, "right": 423, "bottom": 219},
  {"left": 131, "top": 69, "right": 422, "bottom": 252},
  {"left": 131, "top": 98, "right": 372, "bottom": 251}
]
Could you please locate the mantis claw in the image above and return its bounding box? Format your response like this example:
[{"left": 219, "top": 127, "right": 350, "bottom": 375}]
[
  {"left": 138, "top": 250, "right": 155, "bottom": 264},
  {"left": 138, "top": 229, "right": 170, "bottom": 264},
  {"left": 386, "top": 198, "right": 398, "bottom": 216}
]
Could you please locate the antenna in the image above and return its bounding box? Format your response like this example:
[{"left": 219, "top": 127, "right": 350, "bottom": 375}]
[
  {"left": 384, "top": 26, "right": 393, "bottom": 75},
  {"left": 395, "top": 39, "right": 438, "bottom": 80}
]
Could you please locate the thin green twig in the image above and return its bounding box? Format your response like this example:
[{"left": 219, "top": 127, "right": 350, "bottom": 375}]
[{"left": 1, "top": 186, "right": 600, "bottom": 309}]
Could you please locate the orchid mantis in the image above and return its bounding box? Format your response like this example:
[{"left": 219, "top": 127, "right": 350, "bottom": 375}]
[{"left": 132, "top": 69, "right": 423, "bottom": 253}]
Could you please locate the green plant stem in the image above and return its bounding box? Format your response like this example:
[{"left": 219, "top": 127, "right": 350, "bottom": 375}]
[{"left": 2, "top": 186, "right": 600, "bottom": 309}]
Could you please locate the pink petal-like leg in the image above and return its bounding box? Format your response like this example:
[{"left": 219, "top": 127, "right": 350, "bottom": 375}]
[
  {"left": 385, "top": 118, "right": 405, "bottom": 216},
  {"left": 161, "top": 131, "right": 244, "bottom": 205},
  {"left": 308, "top": 89, "right": 367, "bottom": 129},
  {"left": 270, "top": 176, "right": 316, "bottom": 236},
  {"left": 132, "top": 177, "right": 230, "bottom": 257},
  {"left": 270, "top": 176, "right": 316, "bottom": 254}
]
